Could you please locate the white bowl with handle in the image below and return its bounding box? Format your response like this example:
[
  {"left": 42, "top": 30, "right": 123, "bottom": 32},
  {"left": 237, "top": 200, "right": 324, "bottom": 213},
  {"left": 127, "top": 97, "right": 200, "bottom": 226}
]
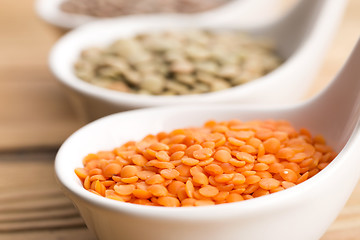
[{"left": 55, "top": 38, "right": 360, "bottom": 240}]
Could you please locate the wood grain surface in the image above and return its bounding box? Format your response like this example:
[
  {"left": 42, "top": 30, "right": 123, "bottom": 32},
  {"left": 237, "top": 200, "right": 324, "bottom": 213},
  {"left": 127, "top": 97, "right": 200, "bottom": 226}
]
[
  {"left": 0, "top": 0, "right": 359, "bottom": 239},
  {"left": 0, "top": 0, "right": 81, "bottom": 151}
]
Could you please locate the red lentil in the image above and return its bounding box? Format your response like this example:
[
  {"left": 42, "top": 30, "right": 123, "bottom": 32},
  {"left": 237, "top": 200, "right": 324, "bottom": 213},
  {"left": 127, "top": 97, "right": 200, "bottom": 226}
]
[{"left": 76, "top": 119, "right": 337, "bottom": 207}]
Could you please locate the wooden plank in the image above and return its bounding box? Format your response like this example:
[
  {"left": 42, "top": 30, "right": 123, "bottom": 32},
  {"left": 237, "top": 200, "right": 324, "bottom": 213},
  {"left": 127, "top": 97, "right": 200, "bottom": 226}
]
[
  {"left": 0, "top": 151, "right": 90, "bottom": 239},
  {"left": 0, "top": 228, "right": 96, "bottom": 240},
  {"left": 0, "top": 66, "right": 85, "bottom": 150},
  {"left": 0, "top": 208, "right": 79, "bottom": 222},
  {"left": 0, "top": 0, "right": 82, "bottom": 151},
  {"left": 0, "top": 151, "right": 90, "bottom": 238}
]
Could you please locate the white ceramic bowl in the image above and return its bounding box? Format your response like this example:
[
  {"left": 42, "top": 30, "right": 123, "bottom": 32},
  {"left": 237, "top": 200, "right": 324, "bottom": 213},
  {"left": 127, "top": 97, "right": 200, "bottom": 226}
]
[
  {"left": 35, "top": 0, "right": 281, "bottom": 29},
  {"left": 55, "top": 104, "right": 360, "bottom": 240},
  {"left": 55, "top": 37, "right": 360, "bottom": 238},
  {"left": 49, "top": 0, "right": 347, "bottom": 121}
]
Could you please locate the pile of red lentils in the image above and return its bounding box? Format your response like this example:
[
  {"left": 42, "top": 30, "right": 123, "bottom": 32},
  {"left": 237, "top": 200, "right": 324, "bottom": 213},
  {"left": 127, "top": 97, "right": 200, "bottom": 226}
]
[{"left": 75, "top": 119, "right": 337, "bottom": 207}]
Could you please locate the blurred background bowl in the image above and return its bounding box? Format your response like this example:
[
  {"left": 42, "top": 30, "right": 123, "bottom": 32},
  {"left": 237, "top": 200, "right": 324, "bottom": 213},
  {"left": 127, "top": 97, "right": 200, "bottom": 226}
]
[
  {"left": 49, "top": 0, "right": 347, "bottom": 121},
  {"left": 35, "top": 0, "right": 283, "bottom": 30}
]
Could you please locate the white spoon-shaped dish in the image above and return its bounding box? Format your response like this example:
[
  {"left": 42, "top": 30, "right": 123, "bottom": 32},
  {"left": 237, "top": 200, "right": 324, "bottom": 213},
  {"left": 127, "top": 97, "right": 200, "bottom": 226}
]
[
  {"left": 35, "top": 0, "right": 281, "bottom": 30},
  {"left": 50, "top": 0, "right": 348, "bottom": 121},
  {"left": 55, "top": 38, "right": 360, "bottom": 240}
]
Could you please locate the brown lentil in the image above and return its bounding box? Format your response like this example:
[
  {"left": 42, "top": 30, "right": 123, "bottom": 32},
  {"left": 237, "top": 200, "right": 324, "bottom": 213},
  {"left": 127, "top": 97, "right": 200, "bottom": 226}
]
[{"left": 75, "top": 119, "right": 337, "bottom": 207}]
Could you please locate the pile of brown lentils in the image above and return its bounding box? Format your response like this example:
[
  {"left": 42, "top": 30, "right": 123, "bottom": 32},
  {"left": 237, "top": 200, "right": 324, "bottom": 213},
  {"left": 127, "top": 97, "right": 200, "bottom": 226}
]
[
  {"left": 61, "top": 0, "right": 232, "bottom": 17},
  {"left": 74, "top": 30, "right": 282, "bottom": 95}
]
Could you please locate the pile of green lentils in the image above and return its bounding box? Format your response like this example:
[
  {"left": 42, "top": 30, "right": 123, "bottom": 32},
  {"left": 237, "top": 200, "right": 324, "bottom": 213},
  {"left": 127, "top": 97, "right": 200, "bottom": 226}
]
[{"left": 74, "top": 30, "right": 282, "bottom": 95}]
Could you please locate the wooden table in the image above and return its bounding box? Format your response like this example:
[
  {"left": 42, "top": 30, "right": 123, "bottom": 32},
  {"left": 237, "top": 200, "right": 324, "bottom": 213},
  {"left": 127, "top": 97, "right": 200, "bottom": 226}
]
[{"left": 0, "top": 0, "right": 359, "bottom": 239}]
